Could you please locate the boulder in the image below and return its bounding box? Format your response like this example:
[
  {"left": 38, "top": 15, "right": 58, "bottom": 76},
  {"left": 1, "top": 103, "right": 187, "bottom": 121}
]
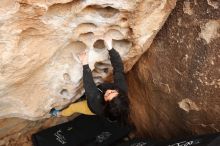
[
  {"left": 0, "top": 0, "right": 175, "bottom": 120},
  {"left": 127, "top": 0, "right": 220, "bottom": 138}
]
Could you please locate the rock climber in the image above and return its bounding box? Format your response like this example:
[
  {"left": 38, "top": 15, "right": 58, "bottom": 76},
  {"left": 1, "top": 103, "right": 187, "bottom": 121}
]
[{"left": 50, "top": 37, "right": 130, "bottom": 124}]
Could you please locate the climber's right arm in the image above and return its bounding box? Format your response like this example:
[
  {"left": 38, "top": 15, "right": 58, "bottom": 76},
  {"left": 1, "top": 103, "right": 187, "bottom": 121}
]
[
  {"left": 83, "top": 65, "right": 100, "bottom": 97},
  {"left": 78, "top": 51, "right": 104, "bottom": 115},
  {"left": 83, "top": 65, "right": 104, "bottom": 115}
]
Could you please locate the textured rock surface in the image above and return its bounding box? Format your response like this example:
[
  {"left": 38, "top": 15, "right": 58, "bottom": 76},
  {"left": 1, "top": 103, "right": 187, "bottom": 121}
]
[
  {"left": 0, "top": 0, "right": 175, "bottom": 120},
  {"left": 127, "top": 0, "right": 220, "bottom": 138}
]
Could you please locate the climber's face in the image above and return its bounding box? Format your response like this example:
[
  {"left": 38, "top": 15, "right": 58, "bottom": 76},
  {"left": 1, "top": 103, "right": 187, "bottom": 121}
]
[{"left": 104, "top": 89, "right": 119, "bottom": 101}]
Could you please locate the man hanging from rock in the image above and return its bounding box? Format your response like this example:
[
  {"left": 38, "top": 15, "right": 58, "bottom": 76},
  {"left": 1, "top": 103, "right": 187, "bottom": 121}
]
[{"left": 50, "top": 37, "right": 130, "bottom": 124}]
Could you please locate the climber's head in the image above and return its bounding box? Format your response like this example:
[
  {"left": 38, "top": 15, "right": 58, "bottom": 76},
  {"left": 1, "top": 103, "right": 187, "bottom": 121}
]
[{"left": 104, "top": 87, "right": 130, "bottom": 124}]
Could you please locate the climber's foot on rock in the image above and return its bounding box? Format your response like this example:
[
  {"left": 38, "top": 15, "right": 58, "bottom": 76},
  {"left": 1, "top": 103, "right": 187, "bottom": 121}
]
[{"left": 50, "top": 108, "right": 60, "bottom": 117}]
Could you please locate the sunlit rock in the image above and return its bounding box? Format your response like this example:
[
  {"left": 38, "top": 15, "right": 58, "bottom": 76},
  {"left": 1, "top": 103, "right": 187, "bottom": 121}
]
[{"left": 0, "top": 0, "right": 176, "bottom": 120}]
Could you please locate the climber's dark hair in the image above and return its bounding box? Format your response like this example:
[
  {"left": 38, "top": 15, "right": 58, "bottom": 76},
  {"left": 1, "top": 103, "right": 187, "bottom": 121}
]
[{"left": 104, "top": 87, "right": 130, "bottom": 125}]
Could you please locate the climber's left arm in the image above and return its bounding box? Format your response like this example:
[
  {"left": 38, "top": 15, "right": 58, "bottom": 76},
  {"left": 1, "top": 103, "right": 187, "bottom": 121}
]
[{"left": 104, "top": 38, "right": 128, "bottom": 93}]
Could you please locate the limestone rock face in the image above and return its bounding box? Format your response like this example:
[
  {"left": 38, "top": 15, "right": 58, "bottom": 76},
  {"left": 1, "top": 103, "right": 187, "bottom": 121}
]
[
  {"left": 0, "top": 0, "right": 176, "bottom": 120},
  {"left": 127, "top": 0, "right": 220, "bottom": 138}
]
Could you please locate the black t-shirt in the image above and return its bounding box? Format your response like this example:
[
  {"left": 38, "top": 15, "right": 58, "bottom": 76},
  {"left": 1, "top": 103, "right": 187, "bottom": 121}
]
[{"left": 82, "top": 48, "right": 128, "bottom": 115}]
